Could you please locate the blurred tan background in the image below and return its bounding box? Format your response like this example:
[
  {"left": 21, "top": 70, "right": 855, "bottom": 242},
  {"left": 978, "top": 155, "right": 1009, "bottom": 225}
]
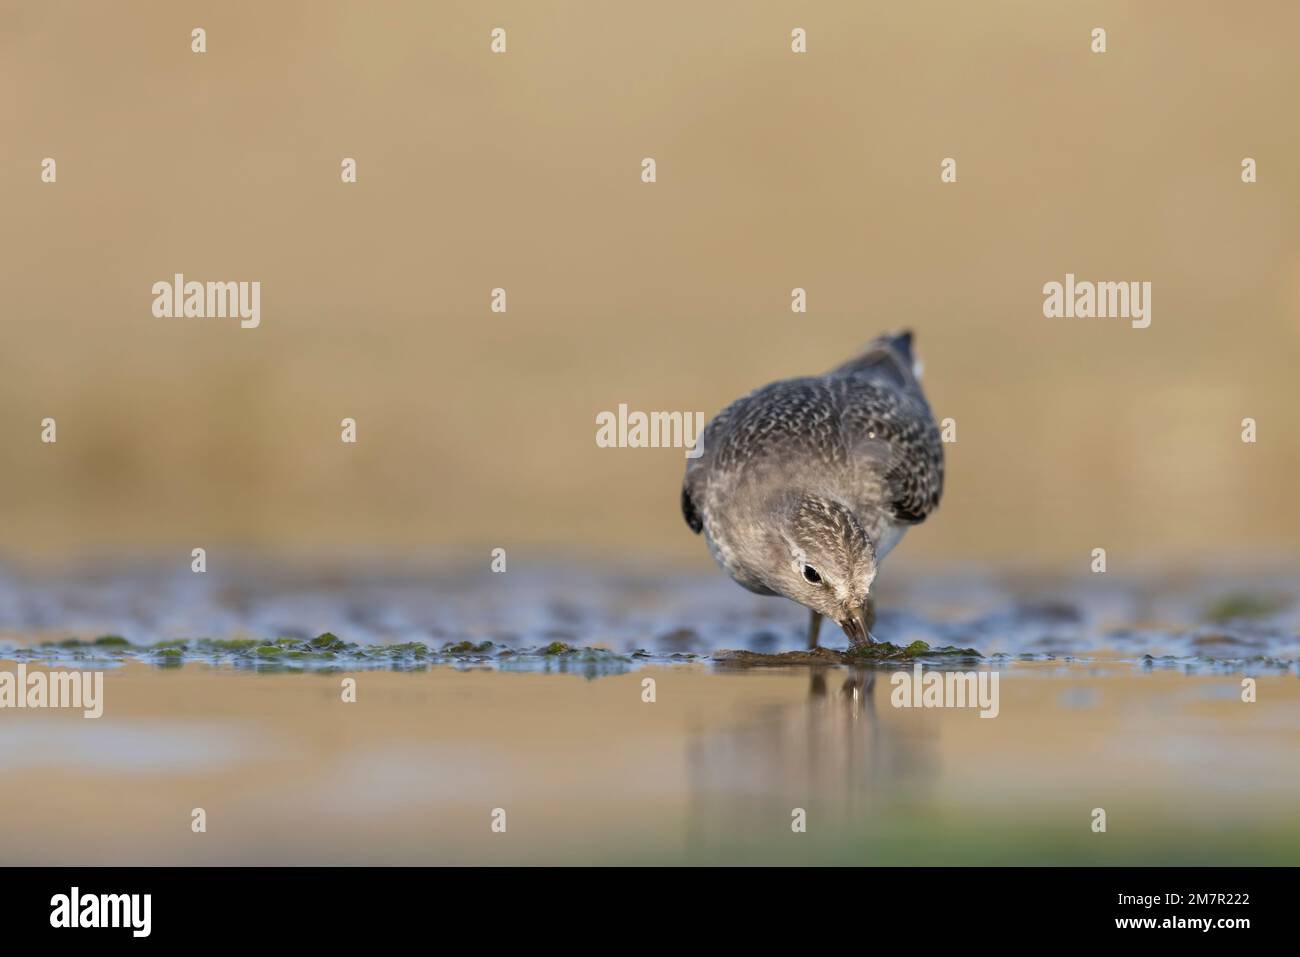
[{"left": 2, "top": 0, "right": 1298, "bottom": 570}]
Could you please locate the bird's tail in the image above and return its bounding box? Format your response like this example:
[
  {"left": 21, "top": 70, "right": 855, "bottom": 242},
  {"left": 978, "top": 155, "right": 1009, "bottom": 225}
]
[{"left": 829, "top": 329, "right": 922, "bottom": 388}]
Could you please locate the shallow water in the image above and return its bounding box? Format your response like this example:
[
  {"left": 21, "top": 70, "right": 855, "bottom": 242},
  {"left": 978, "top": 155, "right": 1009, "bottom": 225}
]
[
  {"left": 1, "top": 661, "right": 1297, "bottom": 865},
  {"left": 1, "top": 562, "right": 1297, "bottom": 864},
  {"left": 0, "top": 562, "right": 1296, "bottom": 673}
]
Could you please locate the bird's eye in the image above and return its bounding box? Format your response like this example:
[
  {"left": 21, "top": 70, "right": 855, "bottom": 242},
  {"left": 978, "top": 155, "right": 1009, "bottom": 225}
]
[{"left": 802, "top": 565, "right": 822, "bottom": 584}]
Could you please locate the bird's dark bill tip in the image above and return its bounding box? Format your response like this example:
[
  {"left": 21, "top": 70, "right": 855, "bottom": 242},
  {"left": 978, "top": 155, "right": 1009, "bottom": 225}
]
[{"left": 839, "top": 608, "right": 873, "bottom": 644}]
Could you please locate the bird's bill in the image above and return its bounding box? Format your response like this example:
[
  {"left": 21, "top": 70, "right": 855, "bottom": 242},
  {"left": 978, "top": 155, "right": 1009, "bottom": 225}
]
[{"left": 839, "top": 606, "right": 874, "bottom": 644}]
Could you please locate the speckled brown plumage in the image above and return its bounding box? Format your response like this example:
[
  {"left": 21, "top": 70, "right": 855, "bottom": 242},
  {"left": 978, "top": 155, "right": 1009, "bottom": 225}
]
[{"left": 681, "top": 331, "right": 943, "bottom": 646}]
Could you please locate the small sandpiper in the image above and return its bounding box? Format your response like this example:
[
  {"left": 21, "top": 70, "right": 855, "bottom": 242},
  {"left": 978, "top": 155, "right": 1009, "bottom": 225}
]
[{"left": 681, "top": 331, "right": 944, "bottom": 648}]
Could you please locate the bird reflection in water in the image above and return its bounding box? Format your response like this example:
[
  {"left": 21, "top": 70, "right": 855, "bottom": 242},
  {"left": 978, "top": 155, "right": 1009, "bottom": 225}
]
[{"left": 684, "top": 667, "right": 939, "bottom": 857}]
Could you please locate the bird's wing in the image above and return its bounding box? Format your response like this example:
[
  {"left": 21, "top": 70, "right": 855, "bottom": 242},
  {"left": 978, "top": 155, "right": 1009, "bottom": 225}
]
[
  {"left": 684, "top": 377, "right": 862, "bottom": 535},
  {"left": 680, "top": 482, "right": 704, "bottom": 534},
  {"left": 683, "top": 373, "right": 943, "bottom": 531},
  {"left": 837, "top": 380, "right": 944, "bottom": 525},
  {"left": 681, "top": 394, "right": 745, "bottom": 534}
]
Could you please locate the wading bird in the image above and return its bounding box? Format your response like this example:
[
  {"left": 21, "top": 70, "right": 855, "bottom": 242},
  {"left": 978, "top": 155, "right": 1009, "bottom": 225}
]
[{"left": 681, "top": 331, "right": 943, "bottom": 648}]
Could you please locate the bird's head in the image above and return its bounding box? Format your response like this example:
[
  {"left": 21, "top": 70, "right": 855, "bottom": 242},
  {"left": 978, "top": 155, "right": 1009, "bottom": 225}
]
[{"left": 770, "top": 494, "right": 877, "bottom": 642}]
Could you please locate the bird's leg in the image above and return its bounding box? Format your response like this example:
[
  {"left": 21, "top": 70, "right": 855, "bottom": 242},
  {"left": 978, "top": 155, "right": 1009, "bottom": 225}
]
[
  {"left": 807, "top": 609, "right": 822, "bottom": 649},
  {"left": 864, "top": 596, "right": 877, "bottom": 642}
]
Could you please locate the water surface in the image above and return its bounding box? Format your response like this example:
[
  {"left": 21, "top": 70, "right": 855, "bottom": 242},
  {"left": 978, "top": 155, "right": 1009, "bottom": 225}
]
[{"left": 1, "top": 563, "right": 1296, "bottom": 864}]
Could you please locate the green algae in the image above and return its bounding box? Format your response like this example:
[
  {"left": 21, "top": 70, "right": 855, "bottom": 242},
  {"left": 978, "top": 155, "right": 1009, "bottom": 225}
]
[
  {"left": 1204, "top": 592, "right": 1291, "bottom": 624},
  {"left": 308, "top": 633, "right": 348, "bottom": 651},
  {"left": 9, "top": 630, "right": 987, "bottom": 677},
  {"left": 203, "top": 638, "right": 260, "bottom": 651},
  {"left": 5, "top": 631, "right": 637, "bottom": 673},
  {"left": 716, "top": 640, "right": 983, "bottom": 668},
  {"left": 383, "top": 642, "right": 430, "bottom": 656},
  {"left": 712, "top": 647, "right": 847, "bottom": 667},
  {"left": 843, "top": 639, "right": 982, "bottom": 661},
  {"left": 4, "top": 629, "right": 1293, "bottom": 678},
  {"left": 441, "top": 640, "right": 494, "bottom": 655}
]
